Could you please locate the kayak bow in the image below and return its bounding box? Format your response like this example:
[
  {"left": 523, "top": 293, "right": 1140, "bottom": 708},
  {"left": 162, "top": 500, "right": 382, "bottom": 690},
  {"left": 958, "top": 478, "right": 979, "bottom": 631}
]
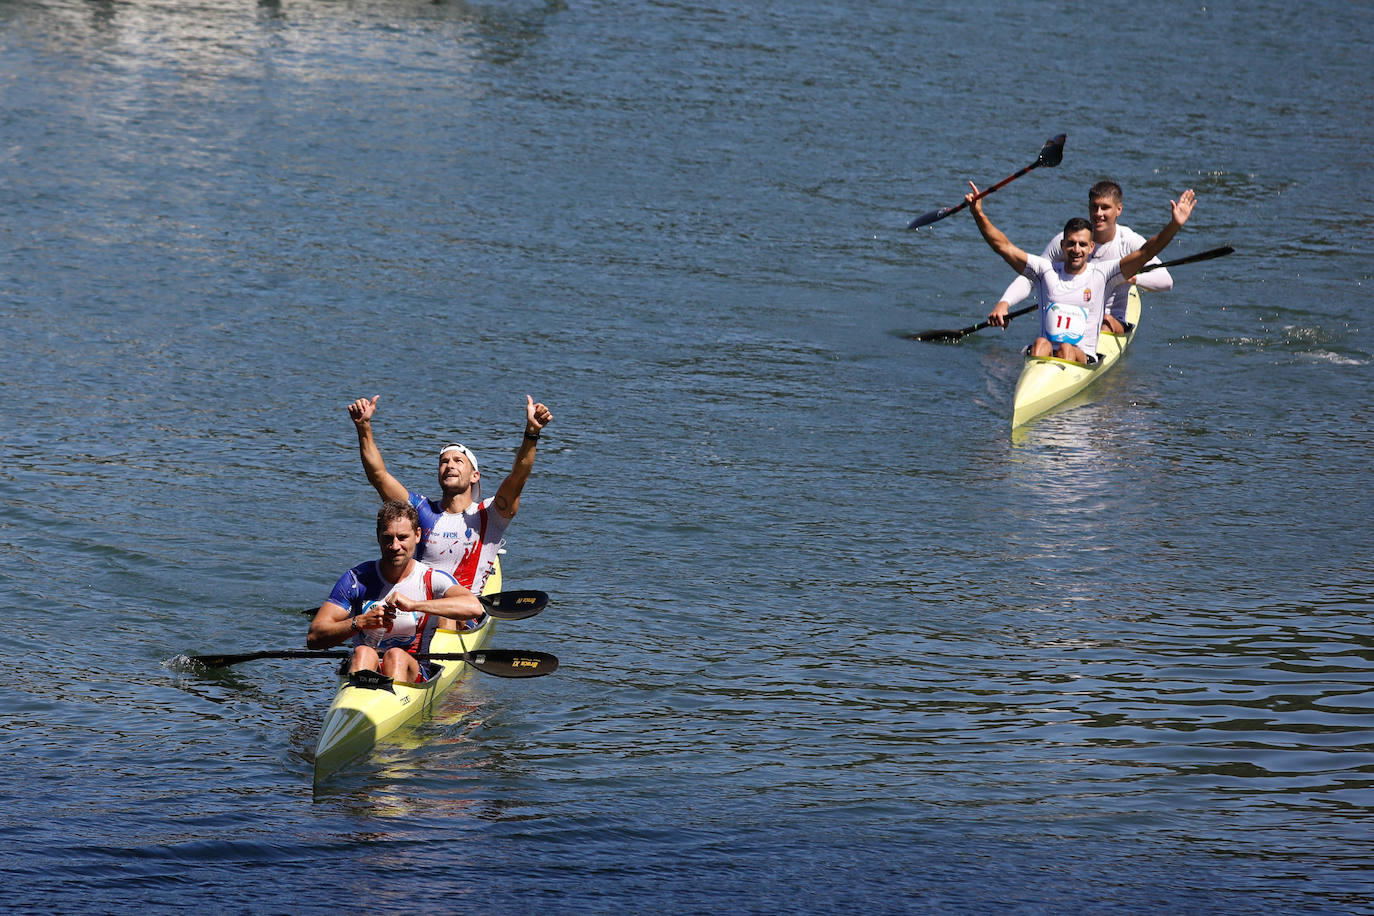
[{"left": 312, "top": 563, "right": 502, "bottom": 781}]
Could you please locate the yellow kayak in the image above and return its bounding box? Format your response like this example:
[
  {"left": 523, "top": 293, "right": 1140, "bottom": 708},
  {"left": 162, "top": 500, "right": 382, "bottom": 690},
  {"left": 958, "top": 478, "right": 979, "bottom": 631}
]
[
  {"left": 1010, "top": 285, "right": 1142, "bottom": 428},
  {"left": 312, "top": 562, "right": 501, "bottom": 781}
]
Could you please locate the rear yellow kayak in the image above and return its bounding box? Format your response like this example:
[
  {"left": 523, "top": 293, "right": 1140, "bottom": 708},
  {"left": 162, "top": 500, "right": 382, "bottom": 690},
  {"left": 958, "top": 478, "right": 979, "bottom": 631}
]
[
  {"left": 1010, "top": 285, "right": 1142, "bottom": 428},
  {"left": 313, "top": 561, "right": 501, "bottom": 781}
]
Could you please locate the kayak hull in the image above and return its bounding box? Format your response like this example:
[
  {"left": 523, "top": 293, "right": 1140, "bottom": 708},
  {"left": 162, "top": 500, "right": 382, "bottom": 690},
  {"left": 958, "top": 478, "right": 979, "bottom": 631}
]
[
  {"left": 1010, "top": 285, "right": 1142, "bottom": 428},
  {"left": 312, "top": 562, "right": 501, "bottom": 781}
]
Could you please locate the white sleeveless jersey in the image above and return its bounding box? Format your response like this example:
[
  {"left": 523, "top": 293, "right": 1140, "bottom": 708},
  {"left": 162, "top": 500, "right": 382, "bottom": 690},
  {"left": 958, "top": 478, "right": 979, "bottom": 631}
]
[
  {"left": 328, "top": 561, "right": 457, "bottom": 654},
  {"left": 999, "top": 224, "right": 1173, "bottom": 320},
  {"left": 409, "top": 493, "right": 511, "bottom": 595},
  {"left": 1023, "top": 254, "right": 1123, "bottom": 358}
]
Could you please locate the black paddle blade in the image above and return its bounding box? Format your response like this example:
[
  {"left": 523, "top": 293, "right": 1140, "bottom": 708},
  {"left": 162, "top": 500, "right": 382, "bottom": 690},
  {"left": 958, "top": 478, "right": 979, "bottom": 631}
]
[
  {"left": 179, "top": 649, "right": 348, "bottom": 668},
  {"left": 907, "top": 205, "right": 955, "bottom": 230},
  {"left": 479, "top": 589, "right": 549, "bottom": 620},
  {"left": 448, "top": 649, "right": 559, "bottom": 678},
  {"left": 908, "top": 303, "right": 1036, "bottom": 344},
  {"left": 1036, "top": 133, "right": 1066, "bottom": 167},
  {"left": 182, "top": 652, "right": 248, "bottom": 668},
  {"left": 908, "top": 327, "right": 969, "bottom": 343}
]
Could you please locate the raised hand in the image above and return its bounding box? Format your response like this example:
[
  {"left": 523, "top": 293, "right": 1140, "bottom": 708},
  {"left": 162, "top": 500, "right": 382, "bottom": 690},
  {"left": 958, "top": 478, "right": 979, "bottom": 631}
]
[
  {"left": 525, "top": 395, "right": 553, "bottom": 434},
  {"left": 1171, "top": 189, "right": 1196, "bottom": 227},
  {"left": 348, "top": 395, "right": 380, "bottom": 426},
  {"left": 964, "top": 180, "right": 984, "bottom": 214}
]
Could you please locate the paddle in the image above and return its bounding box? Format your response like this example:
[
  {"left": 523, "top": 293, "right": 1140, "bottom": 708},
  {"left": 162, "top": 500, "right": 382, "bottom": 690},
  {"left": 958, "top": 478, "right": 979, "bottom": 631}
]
[
  {"left": 907, "top": 133, "right": 1066, "bottom": 230},
  {"left": 1136, "top": 244, "right": 1234, "bottom": 270},
  {"left": 908, "top": 245, "right": 1236, "bottom": 343},
  {"left": 478, "top": 589, "right": 548, "bottom": 620},
  {"left": 182, "top": 647, "right": 559, "bottom": 677},
  {"left": 909, "top": 303, "right": 1039, "bottom": 343},
  {"left": 297, "top": 588, "right": 550, "bottom": 620}
]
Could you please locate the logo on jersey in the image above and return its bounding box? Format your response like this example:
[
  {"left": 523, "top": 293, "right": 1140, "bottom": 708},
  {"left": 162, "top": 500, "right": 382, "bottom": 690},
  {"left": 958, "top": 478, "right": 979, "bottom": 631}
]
[{"left": 1046, "top": 302, "right": 1088, "bottom": 346}]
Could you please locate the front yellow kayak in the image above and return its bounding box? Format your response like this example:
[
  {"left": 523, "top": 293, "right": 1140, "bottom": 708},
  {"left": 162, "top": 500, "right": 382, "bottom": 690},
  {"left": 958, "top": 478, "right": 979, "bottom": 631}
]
[
  {"left": 312, "top": 562, "right": 501, "bottom": 781},
  {"left": 1010, "top": 285, "right": 1142, "bottom": 428}
]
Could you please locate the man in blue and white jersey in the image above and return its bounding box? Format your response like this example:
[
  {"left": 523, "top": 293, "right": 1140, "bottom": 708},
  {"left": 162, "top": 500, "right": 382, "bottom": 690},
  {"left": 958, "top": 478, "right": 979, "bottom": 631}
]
[
  {"left": 967, "top": 181, "right": 1196, "bottom": 365},
  {"left": 988, "top": 180, "right": 1175, "bottom": 335},
  {"left": 307, "top": 500, "right": 484, "bottom": 683},
  {"left": 346, "top": 394, "right": 553, "bottom": 598}
]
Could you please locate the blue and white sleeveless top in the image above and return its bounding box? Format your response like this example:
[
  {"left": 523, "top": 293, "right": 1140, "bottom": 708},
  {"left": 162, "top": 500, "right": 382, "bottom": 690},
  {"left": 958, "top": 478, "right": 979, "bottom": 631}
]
[{"left": 324, "top": 560, "right": 458, "bottom": 655}]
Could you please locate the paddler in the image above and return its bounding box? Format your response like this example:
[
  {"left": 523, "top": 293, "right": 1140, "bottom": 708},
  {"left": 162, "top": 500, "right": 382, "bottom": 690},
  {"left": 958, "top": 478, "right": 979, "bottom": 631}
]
[
  {"left": 307, "top": 500, "right": 484, "bottom": 683},
  {"left": 966, "top": 182, "right": 1196, "bottom": 365},
  {"left": 986, "top": 181, "right": 1175, "bottom": 335},
  {"left": 346, "top": 393, "right": 553, "bottom": 598}
]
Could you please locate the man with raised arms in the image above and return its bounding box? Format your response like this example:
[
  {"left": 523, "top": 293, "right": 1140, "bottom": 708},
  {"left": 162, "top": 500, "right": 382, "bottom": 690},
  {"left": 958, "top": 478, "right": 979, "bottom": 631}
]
[
  {"left": 347, "top": 394, "right": 553, "bottom": 598},
  {"left": 307, "top": 500, "right": 484, "bottom": 683},
  {"left": 987, "top": 180, "right": 1175, "bottom": 335},
  {"left": 966, "top": 182, "right": 1196, "bottom": 365}
]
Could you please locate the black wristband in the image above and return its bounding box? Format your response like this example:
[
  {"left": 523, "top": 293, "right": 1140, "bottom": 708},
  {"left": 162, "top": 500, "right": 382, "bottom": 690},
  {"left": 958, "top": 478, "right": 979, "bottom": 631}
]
[{"left": 524, "top": 431, "right": 540, "bottom": 441}]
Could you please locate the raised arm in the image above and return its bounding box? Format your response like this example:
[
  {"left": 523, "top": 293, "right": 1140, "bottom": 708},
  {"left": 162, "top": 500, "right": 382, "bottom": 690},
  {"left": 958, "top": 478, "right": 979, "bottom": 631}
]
[
  {"left": 991, "top": 234, "right": 1059, "bottom": 325},
  {"left": 348, "top": 395, "right": 409, "bottom": 504},
  {"left": 491, "top": 395, "right": 554, "bottom": 520},
  {"left": 1120, "top": 190, "right": 1196, "bottom": 280},
  {"left": 967, "top": 181, "right": 1030, "bottom": 276}
]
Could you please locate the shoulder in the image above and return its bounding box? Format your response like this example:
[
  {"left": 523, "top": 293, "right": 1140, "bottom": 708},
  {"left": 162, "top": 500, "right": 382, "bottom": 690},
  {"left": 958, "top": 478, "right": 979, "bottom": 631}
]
[
  {"left": 1116, "top": 224, "right": 1147, "bottom": 248},
  {"left": 408, "top": 491, "right": 442, "bottom": 519},
  {"left": 1024, "top": 252, "right": 1053, "bottom": 274},
  {"left": 1040, "top": 234, "right": 1063, "bottom": 258},
  {"left": 1090, "top": 260, "right": 1123, "bottom": 282},
  {"left": 430, "top": 566, "right": 461, "bottom": 592},
  {"left": 349, "top": 560, "right": 383, "bottom": 588},
  {"left": 328, "top": 562, "right": 373, "bottom": 603}
]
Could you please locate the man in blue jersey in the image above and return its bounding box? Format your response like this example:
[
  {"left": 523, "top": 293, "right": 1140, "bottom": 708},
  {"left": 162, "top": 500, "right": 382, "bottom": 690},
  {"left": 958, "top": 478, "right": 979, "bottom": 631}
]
[
  {"left": 346, "top": 394, "right": 553, "bottom": 596},
  {"left": 307, "top": 500, "right": 485, "bottom": 683},
  {"left": 967, "top": 182, "right": 1196, "bottom": 365}
]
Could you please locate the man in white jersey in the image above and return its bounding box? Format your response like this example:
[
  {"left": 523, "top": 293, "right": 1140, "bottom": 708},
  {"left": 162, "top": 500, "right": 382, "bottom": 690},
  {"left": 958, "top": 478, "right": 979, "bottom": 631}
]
[
  {"left": 987, "top": 180, "right": 1175, "bottom": 334},
  {"left": 347, "top": 394, "right": 553, "bottom": 596},
  {"left": 966, "top": 181, "right": 1196, "bottom": 364},
  {"left": 307, "top": 500, "right": 485, "bottom": 683}
]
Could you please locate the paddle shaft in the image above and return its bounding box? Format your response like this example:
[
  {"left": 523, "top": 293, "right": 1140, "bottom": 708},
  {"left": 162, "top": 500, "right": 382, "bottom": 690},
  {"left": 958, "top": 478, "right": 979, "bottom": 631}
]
[
  {"left": 913, "top": 303, "right": 1037, "bottom": 341},
  {"left": 184, "top": 647, "right": 559, "bottom": 677},
  {"left": 910, "top": 245, "right": 1235, "bottom": 342},
  {"left": 908, "top": 134, "right": 1066, "bottom": 230},
  {"left": 908, "top": 161, "right": 1044, "bottom": 229},
  {"left": 1139, "top": 244, "right": 1233, "bottom": 271},
  {"left": 298, "top": 588, "right": 549, "bottom": 620}
]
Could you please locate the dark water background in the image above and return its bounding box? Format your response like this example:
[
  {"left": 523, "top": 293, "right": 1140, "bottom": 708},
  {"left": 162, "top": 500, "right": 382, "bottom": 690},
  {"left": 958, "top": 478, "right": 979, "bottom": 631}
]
[{"left": 2, "top": 0, "right": 1371, "bottom": 912}]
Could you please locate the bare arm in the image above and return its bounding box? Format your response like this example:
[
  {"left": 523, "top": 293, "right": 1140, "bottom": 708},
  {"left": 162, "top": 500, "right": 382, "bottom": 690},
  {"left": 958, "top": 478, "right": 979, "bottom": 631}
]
[
  {"left": 1120, "top": 190, "right": 1196, "bottom": 280},
  {"left": 1133, "top": 261, "right": 1173, "bottom": 291},
  {"left": 348, "top": 395, "right": 410, "bottom": 503},
  {"left": 387, "top": 585, "right": 484, "bottom": 623},
  {"left": 491, "top": 395, "right": 555, "bottom": 520},
  {"left": 967, "top": 181, "right": 1030, "bottom": 275},
  {"left": 307, "top": 600, "right": 356, "bottom": 649},
  {"left": 991, "top": 234, "right": 1058, "bottom": 325}
]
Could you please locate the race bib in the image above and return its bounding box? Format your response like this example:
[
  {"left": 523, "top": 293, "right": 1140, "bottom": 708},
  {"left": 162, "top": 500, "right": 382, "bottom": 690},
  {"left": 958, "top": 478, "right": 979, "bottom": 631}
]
[{"left": 1046, "top": 301, "right": 1088, "bottom": 345}]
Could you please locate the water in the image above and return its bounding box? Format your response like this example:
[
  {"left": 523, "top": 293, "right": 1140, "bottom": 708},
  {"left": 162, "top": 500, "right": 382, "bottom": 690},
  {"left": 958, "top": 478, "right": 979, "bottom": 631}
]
[{"left": 2, "top": 0, "right": 1372, "bottom": 912}]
